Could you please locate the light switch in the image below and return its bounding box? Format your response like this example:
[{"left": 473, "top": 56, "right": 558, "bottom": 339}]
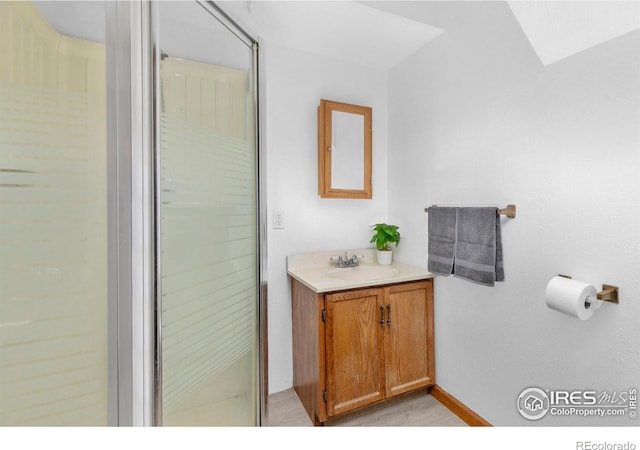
[{"left": 273, "top": 210, "right": 284, "bottom": 229}]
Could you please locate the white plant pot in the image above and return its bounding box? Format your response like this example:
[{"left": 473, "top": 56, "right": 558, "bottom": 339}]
[{"left": 376, "top": 250, "right": 393, "bottom": 265}]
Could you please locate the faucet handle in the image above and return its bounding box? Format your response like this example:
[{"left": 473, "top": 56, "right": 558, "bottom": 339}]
[
  {"left": 330, "top": 256, "right": 340, "bottom": 261},
  {"left": 355, "top": 254, "right": 364, "bottom": 259}
]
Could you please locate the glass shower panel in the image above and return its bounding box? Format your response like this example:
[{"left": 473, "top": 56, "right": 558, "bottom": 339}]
[
  {"left": 157, "top": 1, "right": 258, "bottom": 426},
  {"left": 0, "top": 2, "right": 107, "bottom": 425}
]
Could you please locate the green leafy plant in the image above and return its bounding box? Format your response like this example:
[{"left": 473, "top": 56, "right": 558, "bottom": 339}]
[{"left": 370, "top": 223, "right": 401, "bottom": 251}]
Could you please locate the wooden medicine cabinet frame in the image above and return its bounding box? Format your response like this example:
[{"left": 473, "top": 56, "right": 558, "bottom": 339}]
[{"left": 318, "top": 99, "right": 372, "bottom": 199}]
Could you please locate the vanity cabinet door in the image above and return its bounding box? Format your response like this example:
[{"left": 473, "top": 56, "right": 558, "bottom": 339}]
[
  {"left": 384, "top": 281, "right": 435, "bottom": 398},
  {"left": 325, "top": 288, "right": 385, "bottom": 417}
]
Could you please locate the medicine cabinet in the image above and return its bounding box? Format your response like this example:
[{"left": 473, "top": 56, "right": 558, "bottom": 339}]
[{"left": 318, "top": 99, "right": 372, "bottom": 199}]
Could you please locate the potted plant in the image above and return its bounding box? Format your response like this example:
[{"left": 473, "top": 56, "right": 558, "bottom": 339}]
[{"left": 370, "top": 223, "right": 401, "bottom": 265}]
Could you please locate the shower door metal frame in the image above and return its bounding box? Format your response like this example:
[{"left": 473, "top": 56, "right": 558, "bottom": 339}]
[
  {"left": 106, "top": 0, "right": 155, "bottom": 426},
  {"left": 149, "top": 0, "right": 265, "bottom": 426},
  {"left": 107, "top": 0, "right": 263, "bottom": 427}
]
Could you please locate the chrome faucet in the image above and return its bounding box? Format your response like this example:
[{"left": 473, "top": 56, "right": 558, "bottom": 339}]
[{"left": 331, "top": 252, "right": 364, "bottom": 268}]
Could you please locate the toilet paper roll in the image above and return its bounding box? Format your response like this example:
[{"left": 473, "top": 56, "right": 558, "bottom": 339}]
[{"left": 545, "top": 276, "right": 600, "bottom": 320}]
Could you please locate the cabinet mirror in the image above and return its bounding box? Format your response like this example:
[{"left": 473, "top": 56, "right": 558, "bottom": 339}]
[{"left": 318, "top": 99, "right": 372, "bottom": 199}]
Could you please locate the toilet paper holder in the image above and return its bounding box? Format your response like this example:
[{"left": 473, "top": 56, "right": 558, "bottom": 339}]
[{"left": 558, "top": 274, "right": 619, "bottom": 304}]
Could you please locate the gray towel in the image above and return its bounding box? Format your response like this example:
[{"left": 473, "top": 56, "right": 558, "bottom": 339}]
[
  {"left": 427, "top": 207, "right": 457, "bottom": 276},
  {"left": 454, "top": 207, "right": 503, "bottom": 286},
  {"left": 427, "top": 206, "right": 504, "bottom": 287}
]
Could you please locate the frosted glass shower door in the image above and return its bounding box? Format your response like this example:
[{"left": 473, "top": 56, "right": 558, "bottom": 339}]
[
  {"left": 0, "top": 2, "right": 107, "bottom": 425},
  {"left": 157, "top": 1, "right": 258, "bottom": 426}
]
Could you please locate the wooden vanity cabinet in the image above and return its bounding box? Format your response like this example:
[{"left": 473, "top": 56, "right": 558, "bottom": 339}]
[
  {"left": 291, "top": 278, "right": 434, "bottom": 425},
  {"left": 325, "top": 287, "right": 385, "bottom": 417}
]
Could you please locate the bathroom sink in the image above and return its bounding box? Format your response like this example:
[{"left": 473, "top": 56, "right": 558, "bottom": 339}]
[
  {"left": 288, "top": 249, "right": 432, "bottom": 292},
  {"left": 326, "top": 265, "right": 399, "bottom": 282}
]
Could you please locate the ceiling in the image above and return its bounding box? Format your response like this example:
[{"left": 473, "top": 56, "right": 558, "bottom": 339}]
[
  {"left": 507, "top": 1, "right": 640, "bottom": 66},
  {"left": 224, "top": 0, "right": 640, "bottom": 69},
  {"left": 34, "top": 1, "right": 640, "bottom": 71},
  {"left": 221, "top": 0, "right": 444, "bottom": 71}
]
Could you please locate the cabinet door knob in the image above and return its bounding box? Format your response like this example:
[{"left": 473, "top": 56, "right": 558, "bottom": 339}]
[
  {"left": 387, "top": 304, "right": 391, "bottom": 326},
  {"left": 379, "top": 305, "right": 385, "bottom": 327}
]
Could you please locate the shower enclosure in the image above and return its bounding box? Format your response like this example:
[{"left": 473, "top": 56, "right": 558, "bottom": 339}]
[
  {"left": 154, "top": 1, "right": 261, "bottom": 426},
  {"left": 0, "top": 1, "right": 264, "bottom": 426}
]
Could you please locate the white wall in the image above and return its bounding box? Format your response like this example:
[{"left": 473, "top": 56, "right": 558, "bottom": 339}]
[
  {"left": 264, "top": 43, "right": 389, "bottom": 393},
  {"left": 388, "top": 2, "right": 640, "bottom": 426}
]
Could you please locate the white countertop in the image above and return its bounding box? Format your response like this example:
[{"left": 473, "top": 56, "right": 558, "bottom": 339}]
[{"left": 287, "top": 249, "right": 434, "bottom": 293}]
